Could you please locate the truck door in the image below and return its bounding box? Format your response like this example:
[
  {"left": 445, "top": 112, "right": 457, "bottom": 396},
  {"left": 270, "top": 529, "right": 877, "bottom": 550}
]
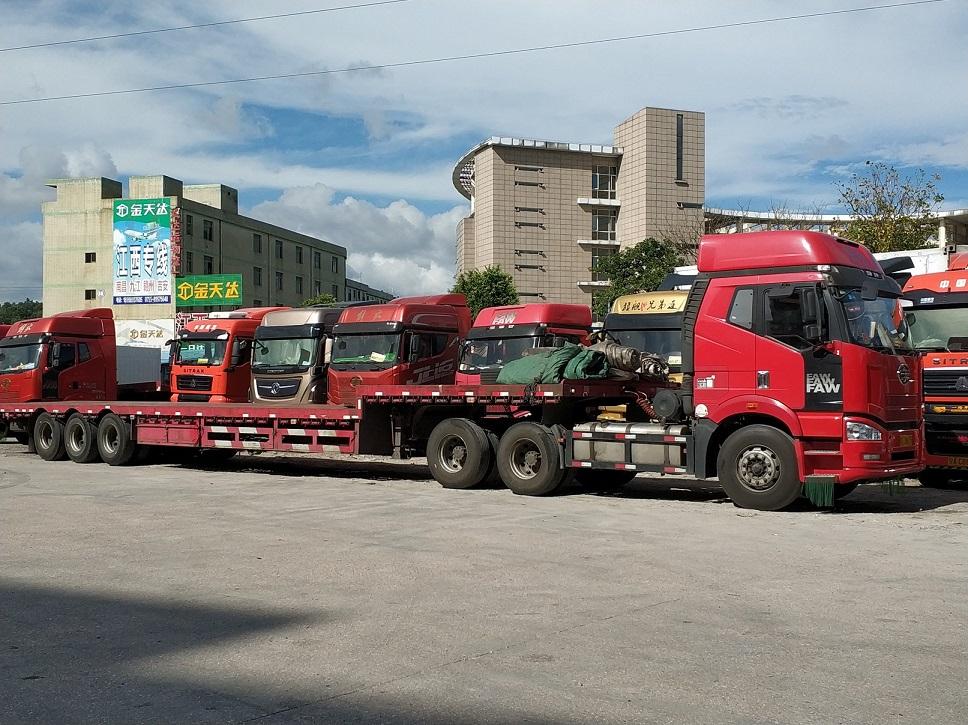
[{"left": 42, "top": 342, "right": 77, "bottom": 400}]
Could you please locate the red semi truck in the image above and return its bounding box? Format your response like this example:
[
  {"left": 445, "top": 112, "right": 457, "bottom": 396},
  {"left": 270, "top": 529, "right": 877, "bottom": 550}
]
[
  {"left": 0, "top": 232, "right": 923, "bottom": 511},
  {"left": 456, "top": 303, "right": 591, "bottom": 385},
  {"left": 902, "top": 254, "right": 968, "bottom": 484},
  {"left": 170, "top": 307, "right": 286, "bottom": 403}
]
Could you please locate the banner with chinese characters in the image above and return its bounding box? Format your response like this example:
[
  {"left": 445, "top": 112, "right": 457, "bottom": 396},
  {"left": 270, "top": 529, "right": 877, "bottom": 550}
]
[
  {"left": 112, "top": 198, "right": 173, "bottom": 304},
  {"left": 175, "top": 274, "right": 243, "bottom": 307}
]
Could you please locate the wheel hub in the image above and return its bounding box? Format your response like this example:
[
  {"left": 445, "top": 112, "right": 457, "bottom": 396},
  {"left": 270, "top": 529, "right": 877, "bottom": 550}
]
[
  {"left": 510, "top": 441, "right": 542, "bottom": 479},
  {"left": 737, "top": 446, "right": 780, "bottom": 491},
  {"left": 439, "top": 435, "right": 468, "bottom": 473}
]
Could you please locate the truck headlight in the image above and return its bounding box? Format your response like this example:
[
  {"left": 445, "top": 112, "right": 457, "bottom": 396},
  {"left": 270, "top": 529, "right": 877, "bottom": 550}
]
[{"left": 846, "top": 421, "right": 882, "bottom": 441}]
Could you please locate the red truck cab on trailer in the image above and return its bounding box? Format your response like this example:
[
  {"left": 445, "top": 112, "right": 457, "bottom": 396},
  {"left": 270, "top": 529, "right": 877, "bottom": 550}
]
[
  {"left": 902, "top": 254, "right": 968, "bottom": 484},
  {"left": 660, "top": 231, "right": 921, "bottom": 508},
  {"left": 456, "top": 303, "right": 591, "bottom": 385},
  {"left": 327, "top": 294, "right": 472, "bottom": 404},
  {"left": 171, "top": 307, "right": 287, "bottom": 403},
  {"left": 0, "top": 308, "right": 161, "bottom": 403}
]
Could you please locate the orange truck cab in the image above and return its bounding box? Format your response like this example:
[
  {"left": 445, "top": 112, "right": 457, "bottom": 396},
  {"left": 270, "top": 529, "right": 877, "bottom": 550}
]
[
  {"left": 456, "top": 303, "right": 591, "bottom": 385},
  {"left": 327, "top": 294, "right": 472, "bottom": 405},
  {"left": 902, "top": 254, "right": 968, "bottom": 484},
  {"left": 0, "top": 308, "right": 161, "bottom": 404},
  {"left": 170, "top": 308, "right": 286, "bottom": 402}
]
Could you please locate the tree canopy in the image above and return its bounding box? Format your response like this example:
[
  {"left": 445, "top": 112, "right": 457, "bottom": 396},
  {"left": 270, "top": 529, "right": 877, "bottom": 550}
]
[
  {"left": 301, "top": 292, "right": 337, "bottom": 306},
  {"left": 0, "top": 299, "right": 42, "bottom": 325},
  {"left": 590, "top": 238, "right": 682, "bottom": 318},
  {"left": 834, "top": 161, "right": 944, "bottom": 253},
  {"left": 452, "top": 265, "right": 519, "bottom": 317}
]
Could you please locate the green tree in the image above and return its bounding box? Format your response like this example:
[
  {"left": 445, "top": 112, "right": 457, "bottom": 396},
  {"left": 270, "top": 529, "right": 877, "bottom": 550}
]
[
  {"left": 302, "top": 292, "right": 336, "bottom": 306},
  {"left": 590, "top": 238, "right": 682, "bottom": 318},
  {"left": 0, "top": 299, "right": 42, "bottom": 324},
  {"left": 834, "top": 161, "right": 944, "bottom": 253},
  {"left": 452, "top": 265, "right": 519, "bottom": 317}
]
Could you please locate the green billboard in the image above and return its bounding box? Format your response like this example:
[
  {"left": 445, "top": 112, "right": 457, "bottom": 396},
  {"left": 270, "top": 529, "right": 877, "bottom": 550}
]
[{"left": 175, "top": 274, "right": 243, "bottom": 307}]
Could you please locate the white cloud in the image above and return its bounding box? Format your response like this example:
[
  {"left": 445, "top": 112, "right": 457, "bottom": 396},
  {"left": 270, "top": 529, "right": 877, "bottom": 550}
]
[{"left": 248, "top": 184, "right": 467, "bottom": 295}]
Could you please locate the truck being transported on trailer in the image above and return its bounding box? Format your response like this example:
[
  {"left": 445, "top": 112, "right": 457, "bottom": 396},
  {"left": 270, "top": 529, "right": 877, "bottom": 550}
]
[
  {"left": 600, "top": 290, "right": 688, "bottom": 382},
  {"left": 0, "top": 232, "right": 923, "bottom": 511}
]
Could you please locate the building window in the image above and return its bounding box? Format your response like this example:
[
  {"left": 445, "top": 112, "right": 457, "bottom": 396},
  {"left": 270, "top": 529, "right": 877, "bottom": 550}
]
[
  {"left": 203, "top": 255, "right": 214, "bottom": 275},
  {"left": 253, "top": 299, "right": 263, "bottom": 306},
  {"left": 202, "top": 219, "right": 213, "bottom": 241},
  {"left": 332, "top": 284, "right": 339, "bottom": 299},
  {"left": 592, "top": 165, "right": 617, "bottom": 199},
  {"left": 313, "top": 280, "right": 321, "bottom": 295},
  {"left": 275, "top": 239, "right": 283, "bottom": 259},
  {"left": 253, "top": 233, "right": 262, "bottom": 254},
  {"left": 313, "top": 251, "right": 321, "bottom": 269},
  {"left": 84, "top": 289, "right": 97, "bottom": 300},
  {"left": 84, "top": 252, "right": 96, "bottom": 263},
  {"left": 276, "top": 271, "right": 284, "bottom": 291},
  {"left": 590, "top": 248, "right": 616, "bottom": 282},
  {"left": 296, "top": 246, "right": 303, "bottom": 264},
  {"left": 331, "top": 256, "right": 339, "bottom": 273},
  {"left": 592, "top": 208, "right": 618, "bottom": 241},
  {"left": 676, "top": 113, "right": 684, "bottom": 181},
  {"left": 296, "top": 276, "right": 303, "bottom": 294},
  {"left": 186, "top": 214, "right": 193, "bottom": 236},
  {"left": 185, "top": 251, "right": 194, "bottom": 274},
  {"left": 253, "top": 266, "right": 263, "bottom": 287}
]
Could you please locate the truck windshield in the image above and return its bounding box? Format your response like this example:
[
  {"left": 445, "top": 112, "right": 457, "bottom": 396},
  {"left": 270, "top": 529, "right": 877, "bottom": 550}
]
[
  {"left": 460, "top": 336, "right": 539, "bottom": 370},
  {"left": 605, "top": 329, "right": 682, "bottom": 368},
  {"left": 252, "top": 337, "right": 317, "bottom": 370},
  {"left": 331, "top": 334, "right": 401, "bottom": 365},
  {"left": 0, "top": 343, "right": 43, "bottom": 373},
  {"left": 906, "top": 306, "right": 968, "bottom": 351},
  {"left": 837, "top": 289, "right": 912, "bottom": 353},
  {"left": 174, "top": 339, "right": 228, "bottom": 366}
]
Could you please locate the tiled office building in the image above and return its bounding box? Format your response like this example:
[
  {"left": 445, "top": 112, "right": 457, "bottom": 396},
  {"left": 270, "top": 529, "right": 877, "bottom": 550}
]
[{"left": 453, "top": 107, "right": 705, "bottom": 305}]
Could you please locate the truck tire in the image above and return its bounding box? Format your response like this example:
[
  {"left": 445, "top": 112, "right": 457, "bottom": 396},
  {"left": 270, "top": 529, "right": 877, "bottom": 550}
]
[
  {"left": 34, "top": 413, "right": 67, "bottom": 461},
  {"left": 574, "top": 469, "right": 638, "bottom": 491},
  {"left": 427, "top": 418, "right": 492, "bottom": 489},
  {"left": 918, "top": 468, "right": 962, "bottom": 488},
  {"left": 97, "top": 413, "right": 137, "bottom": 466},
  {"left": 64, "top": 414, "right": 100, "bottom": 464},
  {"left": 482, "top": 430, "right": 503, "bottom": 486},
  {"left": 717, "top": 425, "right": 801, "bottom": 511},
  {"left": 496, "top": 422, "right": 567, "bottom": 496}
]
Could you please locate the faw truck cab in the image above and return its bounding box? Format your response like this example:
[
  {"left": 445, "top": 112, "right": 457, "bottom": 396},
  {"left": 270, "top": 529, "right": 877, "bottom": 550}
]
[
  {"left": 170, "top": 307, "right": 286, "bottom": 403},
  {"left": 601, "top": 290, "right": 688, "bottom": 382},
  {"left": 250, "top": 304, "right": 375, "bottom": 404},
  {"left": 902, "top": 254, "right": 968, "bottom": 484},
  {"left": 456, "top": 303, "right": 591, "bottom": 385},
  {"left": 0, "top": 309, "right": 161, "bottom": 405},
  {"left": 327, "top": 294, "right": 472, "bottom": 405}
]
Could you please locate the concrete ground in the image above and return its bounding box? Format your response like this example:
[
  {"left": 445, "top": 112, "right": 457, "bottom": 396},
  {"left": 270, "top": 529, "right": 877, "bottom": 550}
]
[{"left": 1, "top": 443, "right": 967, "bottom": 724}]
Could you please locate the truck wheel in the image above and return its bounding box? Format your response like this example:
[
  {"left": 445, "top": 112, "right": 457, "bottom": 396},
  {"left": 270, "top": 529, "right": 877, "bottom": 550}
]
[
  {"left": 575, "top": 469, "right": 638, "bottom": 491},
  {"left": 482, "top": 430, "right": 503, "bottom": 486},
  {"left": 717, "top": 425, "right": 801, "bottom": 511},
  {"left": 64, "top": 415, "right": 100, "bottom": 464},
  {"left": 34, "top": 413, "right": 67, "bottom": 461},
  {"left": 918, "top": 468, "right": 962, "bottom": 488},
  {"left": 97, "top": 413, "right": 137, "bottom": 466},
  {"left": 496, "top": 422, "right": 567, "bottom": 496},
  {"left": 427, "top": 418, "right": 492, "bottom": 489}
]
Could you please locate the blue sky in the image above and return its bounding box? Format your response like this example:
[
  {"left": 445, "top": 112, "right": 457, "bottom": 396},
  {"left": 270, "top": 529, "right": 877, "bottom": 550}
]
[{"left": 1, "top": 0, "right": 966, "bottom": 300}]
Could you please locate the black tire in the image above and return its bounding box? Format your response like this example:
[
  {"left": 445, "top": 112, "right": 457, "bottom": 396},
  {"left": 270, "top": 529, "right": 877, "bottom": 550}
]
[
  {"left": 64, "top": 414, "right": 100, "bottom": 464},
  {"left": 426, "top": 418, "right": 492, "bottom": 489},
  {"left": 918, "top": 468, "right": 963, "bottom": 488},
  {"left": 13, "top": 432, "right": 29, "bottom": 446},
  {"left": 574, "top": 469, "right": 638, "bottom": 491},
  {"left": 97, "top": 413, "right": 137, "bottom": 466},
  {"left": 496, "top": 422, "right": 567, "bottom": 496},
  {"left": 833, "top": 482, "right": 859, "bottom": 500},
  {"left": 717, "top": 425, "right": 801, "bottom": 511},
  {"left": 34, "top": 413, "right": 67, "bottom": 461},
  {"left": 482, "top": 430, "right": 503, "bottom": 487}
]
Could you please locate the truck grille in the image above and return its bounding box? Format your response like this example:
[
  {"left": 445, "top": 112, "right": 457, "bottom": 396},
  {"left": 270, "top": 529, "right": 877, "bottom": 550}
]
[
  {"left": 176, "top": 374, "right": 213, "bottom": 392},
  {"left": 923, "top": 370, "right": 968, "bottom": 397},
  {"left": 255, "top": 378, "right": 301, "bottom": 399}
]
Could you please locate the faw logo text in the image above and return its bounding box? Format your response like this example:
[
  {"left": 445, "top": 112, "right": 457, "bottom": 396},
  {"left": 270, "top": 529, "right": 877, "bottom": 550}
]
[{"left": 806, "top": 373, "right": 841, "bottom": 394}]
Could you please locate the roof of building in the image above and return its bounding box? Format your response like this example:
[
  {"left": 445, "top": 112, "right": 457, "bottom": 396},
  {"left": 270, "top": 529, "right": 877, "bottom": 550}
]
[{"left": 452, "top": 136, "right": 623, "bottom": 199}]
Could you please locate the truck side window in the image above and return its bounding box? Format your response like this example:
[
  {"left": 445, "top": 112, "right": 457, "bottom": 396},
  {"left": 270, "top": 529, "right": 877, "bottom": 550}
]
[
  {"left": 78, "top": 343, "right": 91, "bottom": 363},
  {"left": 765, "top": 291, "right": 811, "bottom": 350},
  {"left": 728, "top": 288, "right": 754, "bottom": 329},
  {"left": 411, "top": 333, "right": 450, "bottom": 360},
  {"left": 50, "top": 343, "right": 76, "bottom": 369}
]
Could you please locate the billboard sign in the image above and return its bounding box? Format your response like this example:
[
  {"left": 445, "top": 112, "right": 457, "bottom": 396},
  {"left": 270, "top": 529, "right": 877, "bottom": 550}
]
[
  {"left": 175, "top": 274, "right": 243, "bottom": 307},
  {"left": 114, "top": 319, "right": 175, "bottom": 348},
  {"left": 113, "top": 198, "right": 173, "bottom": 305}
]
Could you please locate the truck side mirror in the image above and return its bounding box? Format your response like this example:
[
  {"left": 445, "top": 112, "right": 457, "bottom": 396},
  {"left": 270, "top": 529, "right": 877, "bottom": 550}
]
[
  {"left": 48, "top": 343, "right": 61, "bottom": 369},
  {"left": 861, "top": 279, "right": 878, "bottom": 301},
  {"left": 803, "top": 323, "right": 823, "bottom": 343},
  {"left": 799, "top": 287, "right": 819, "bottom": 324}
]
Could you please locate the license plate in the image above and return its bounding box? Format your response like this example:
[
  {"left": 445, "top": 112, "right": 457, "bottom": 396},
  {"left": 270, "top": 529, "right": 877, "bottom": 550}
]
[{"left": 896, "top": 433, "right": 913, "bottom": 448}]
